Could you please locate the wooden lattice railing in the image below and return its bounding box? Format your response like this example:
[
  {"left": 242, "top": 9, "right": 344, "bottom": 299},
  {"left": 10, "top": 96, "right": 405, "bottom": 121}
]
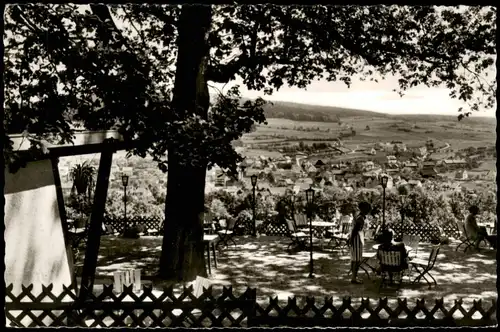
[
  {"left": 368, "top": 223, "right": 460, "bottom": 242},
  {"left": 252, "top": 296, "right": 497, "bottom": 327},
  {"left": 5, "top": 284, "right": 496, "bottom": 327},
  {"left": 103, "top": 216, "right": 163, "bottom": 234},
  {"left": 102, "top": 216, "right": 460, "bottom": 242},
  {"left": 5, "top": 284, "right": 255, "bottom": 328}
]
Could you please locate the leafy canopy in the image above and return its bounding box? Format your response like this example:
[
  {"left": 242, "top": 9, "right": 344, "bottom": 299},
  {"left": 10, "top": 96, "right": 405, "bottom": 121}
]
[{"left": 4, "top": 4, "right": 496, "bottom": 172}]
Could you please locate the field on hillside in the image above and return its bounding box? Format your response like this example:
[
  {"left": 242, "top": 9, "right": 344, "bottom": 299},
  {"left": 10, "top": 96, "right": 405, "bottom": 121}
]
[{"left": 243, "top": 114, "right": 495, "bottom": 152}]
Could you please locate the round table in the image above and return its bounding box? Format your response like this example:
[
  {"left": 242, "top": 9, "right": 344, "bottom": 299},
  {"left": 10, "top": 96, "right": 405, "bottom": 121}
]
[
  {"left": 310, "top": 221, "right": 336, "bottom": 238},
  {"left": 478, "top": 223, "right": 496, "bottom": 235},
  {"left": 372, "top": 244, "right": 413, "bottom": 252},
  {"left": 309, "top": 221, "right": 336, "bottom": 249}
]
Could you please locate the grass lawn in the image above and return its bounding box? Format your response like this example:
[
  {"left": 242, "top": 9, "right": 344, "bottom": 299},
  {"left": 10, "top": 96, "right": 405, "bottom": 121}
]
[{"left": 75, "top": 235, "right": 497, "bottom": 311}]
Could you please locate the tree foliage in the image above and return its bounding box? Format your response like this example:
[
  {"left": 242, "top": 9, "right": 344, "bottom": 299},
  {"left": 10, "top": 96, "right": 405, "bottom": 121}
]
[{"left": 4, "top": 5, "right": 496, "bottom": 171}]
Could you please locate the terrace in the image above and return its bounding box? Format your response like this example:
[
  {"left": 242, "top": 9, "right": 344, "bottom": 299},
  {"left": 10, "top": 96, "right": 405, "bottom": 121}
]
[{"left": 73, "top": 235, "right": 497, "bottom": 306}]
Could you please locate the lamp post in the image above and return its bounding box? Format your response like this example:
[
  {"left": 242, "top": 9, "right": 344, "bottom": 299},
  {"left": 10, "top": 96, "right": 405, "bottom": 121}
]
[
  {"left": 380, "top": 175, "right": 388, "bottom": 230},
  {"left": 305, "top": 186, "right": 315, "bottom": 278},
  {"left": 250, "top": 175, "right": 258, "bottom": 237},
  {"left": 400, "top": 194, "right": 406, "bottom": 240},
  {"left": 122, "top": 174, "right": 129, "bottom": 229}
]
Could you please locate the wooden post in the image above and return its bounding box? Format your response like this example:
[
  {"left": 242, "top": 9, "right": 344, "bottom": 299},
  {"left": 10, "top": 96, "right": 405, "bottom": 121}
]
[
  {"left": 79, "top": 146, "right": 114, "bottom": 300},
  {"left": 50, "top": 156, "right": 76, "bottom": 288}
]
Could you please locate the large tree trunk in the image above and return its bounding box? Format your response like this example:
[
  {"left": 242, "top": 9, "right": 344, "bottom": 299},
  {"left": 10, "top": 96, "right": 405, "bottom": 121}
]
[{"left": 158, "top": 5, "right": 212, "bottom": 281}]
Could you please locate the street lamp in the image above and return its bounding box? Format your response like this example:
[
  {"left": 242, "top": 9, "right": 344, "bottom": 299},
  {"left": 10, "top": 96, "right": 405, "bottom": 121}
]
[
  {"left": 250, "top": 175, "right": 258, "bottom": 237},
  {"left": 380, "top": 175, "right": 388, "bottom": 230},
  {"left": 305, "top": 186, "right": 315, "bottom": 278},
  {"left": 122, "top": 174, "right": 129, "bottom": 229},
  {"left": 290, "top": 194, "right": 296, "bottom": 220},
  {"left": 400, "top": 193, "right": 407, "bottom": 240},
  {"left": 291, "top": 185, "right": 300, "bottom": 221}
]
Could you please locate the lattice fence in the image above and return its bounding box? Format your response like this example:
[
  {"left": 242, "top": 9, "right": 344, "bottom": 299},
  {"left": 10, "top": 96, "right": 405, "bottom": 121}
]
[
  {"left": 259, "top": 224, "right": 330, "bottom": 238},
  {"left": 103, "top": 216, "right": 163, "bottom": 234},
  {"left": 260, "top": 222, "right": 289, "bottom": 237},
  {"left": 251, "top": 296, "right": 497, "bottom": 327},
  {"left": 5, "top": 284, "right": 256, "bottom": 328},
  {"left": 103, "top": 216, "right": 460, "bottom": 242},
  {"left": 441, "top": 225, "right": 461, "bottom": 239},
  {"left": 5, "top": 284, "right": 496, "bottom": 327},
  {"left": 368, "top": 222, "right": 460, "bottom": 242}
]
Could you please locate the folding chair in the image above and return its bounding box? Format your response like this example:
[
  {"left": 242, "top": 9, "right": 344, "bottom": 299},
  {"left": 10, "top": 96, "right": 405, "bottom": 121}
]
[
  {"left": 403, "top": 235, "right": 420, "bottom": 260},
  {"left": 364, "top": 229, "right": 375, "bottom": 240},
  {"left": 294, "top": 213, "right": 309, "bottom": 232},
  {"left": 410, "top": 244, "right": 440, "bottom": 289},
  {"left": 216, "top": 218, "right": 237, "bottom": 249},
  {"left": 378, "top": 249, "right": 406, "bottom": 292},
  {"left": 285, "top": 218, "right": 308, "bottom": 251},
  {"left": 455, "top": 220, "right": 475, "bottom": 253},
  {"left": 103, "top": 224, "right": 120, "bottom": 236},
  {"left": 68, "top": 219, "right": 89, "bottom": 257},
  {"left": 193, "top": 276, "right": 212, "bottom": 298},
  {"left": 167, "top": 276, "right": 212, "bottom": 325},
  {"left": 327, "top": 220, "right": 351, "bottom": 254},
  {"left": 203, "top": 212, "right": 216, "bottom": 234}
]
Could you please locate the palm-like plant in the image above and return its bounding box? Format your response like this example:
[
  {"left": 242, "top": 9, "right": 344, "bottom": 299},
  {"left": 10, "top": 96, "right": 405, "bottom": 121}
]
[{"left": 69, "top": 161, "right": 96, "bottom": 202}]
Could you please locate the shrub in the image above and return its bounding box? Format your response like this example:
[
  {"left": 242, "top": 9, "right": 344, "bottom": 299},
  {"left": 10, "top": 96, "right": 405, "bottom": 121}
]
[
  {"left": 210, "top": 199, "right": 229, "bottom": 219},
  {"left": 123, "top": 226, "right": 141, "bottom": 239}
]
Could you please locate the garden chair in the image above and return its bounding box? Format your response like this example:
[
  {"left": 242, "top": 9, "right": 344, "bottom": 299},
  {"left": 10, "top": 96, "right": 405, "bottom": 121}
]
[
  {"left": 410, "top": 244, "right": 440, "bottom": 289},
  {"left": 68, "top": 217, "right": 90, "bottom": 256},
  {"left": 294, "top": 213, "right": 309, "bottom": 231},
  {"left": 378, "top": 249, "right": 406, "bottom": 292},
  {"left": 454, "top": 220, "right": 476, "bottom": 253},
  {"left": 327, "top": 220, "right": 351, "bottom": 253},
  {"left": 204, "top": 212, "right": 216, "bottom": 234},
  {"left": 364, "top": 228, "right": 375, "bottom": 240},
  {"left": 402, "top": 235, "right": 420, "bottom": 260},
  {"left": 167, "top": 276, "right": 212, "bottom": 325},
  {"left": 216, "top": 218, "right": 237, "bottom": 249},
  {"left": 285, "top": 218, "right": 308, "bottom": 251},
  {"left": 103, "top": 224, "right": 120, "bottom": 236}
]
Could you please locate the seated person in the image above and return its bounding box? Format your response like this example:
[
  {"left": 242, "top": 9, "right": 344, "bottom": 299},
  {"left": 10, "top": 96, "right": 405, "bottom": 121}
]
[
  {"left": 376, "top": 229, "right": 409, "bottom": 273},
  {"left": 466, "top": 205, "right": 496, "bottom": 249},
  {"left": 276, "top": 194, "right": 290, "bottom": 222}
]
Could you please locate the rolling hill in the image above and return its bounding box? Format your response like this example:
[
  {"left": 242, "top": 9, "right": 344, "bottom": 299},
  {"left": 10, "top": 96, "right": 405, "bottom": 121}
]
[
  {"left": 261, "top": 100, "right": 496, "bottom": 126},
  {"left": 262, "top": 100, "right": 388, "bottom": 122}
]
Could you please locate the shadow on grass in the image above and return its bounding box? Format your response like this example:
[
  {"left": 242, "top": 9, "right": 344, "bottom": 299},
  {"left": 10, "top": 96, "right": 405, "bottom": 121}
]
[{"left": 75, "top": 235, "right": 497, "bottom": 304}]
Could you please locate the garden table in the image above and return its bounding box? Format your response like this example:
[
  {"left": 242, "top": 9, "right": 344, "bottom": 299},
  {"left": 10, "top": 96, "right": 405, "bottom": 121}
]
[
  {"left": 203, "top": 221, "right": 216, "bottom": 234},
  {"left": 478, "top": 223, "right": 495, "bottom": 235},
  {"left": 372, "top": 244, "right": 413, "bottom": 253},
  {"left": 310, "top": 221, "right": 336, "bottom": 249},
  {"left": 203, "top": 234, "right": 219, "bottom": 275},
  {"left": 311, "top": 221, "right": 336, "bottom": 236}
]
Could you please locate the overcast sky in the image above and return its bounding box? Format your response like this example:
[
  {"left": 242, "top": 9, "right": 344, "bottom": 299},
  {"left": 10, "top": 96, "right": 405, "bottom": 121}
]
[{"left": 210, "top": 75, "right": 496, "bottom": 118}]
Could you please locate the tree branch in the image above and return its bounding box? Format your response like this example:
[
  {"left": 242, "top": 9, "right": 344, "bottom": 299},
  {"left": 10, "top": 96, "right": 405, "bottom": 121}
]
[{"left": 123, "top": 8, "right": 149, "bottom": 51}]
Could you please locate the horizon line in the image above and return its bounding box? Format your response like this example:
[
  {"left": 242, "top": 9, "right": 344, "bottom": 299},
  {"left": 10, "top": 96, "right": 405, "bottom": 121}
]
[{"left": 250, "top": 98, "right": 497, "bottom": 119}]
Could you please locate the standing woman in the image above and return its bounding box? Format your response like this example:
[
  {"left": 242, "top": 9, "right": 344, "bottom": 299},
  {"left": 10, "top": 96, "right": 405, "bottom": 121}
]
[{"left": 348, "top": 201, "right": 372, "bottom": 284}]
